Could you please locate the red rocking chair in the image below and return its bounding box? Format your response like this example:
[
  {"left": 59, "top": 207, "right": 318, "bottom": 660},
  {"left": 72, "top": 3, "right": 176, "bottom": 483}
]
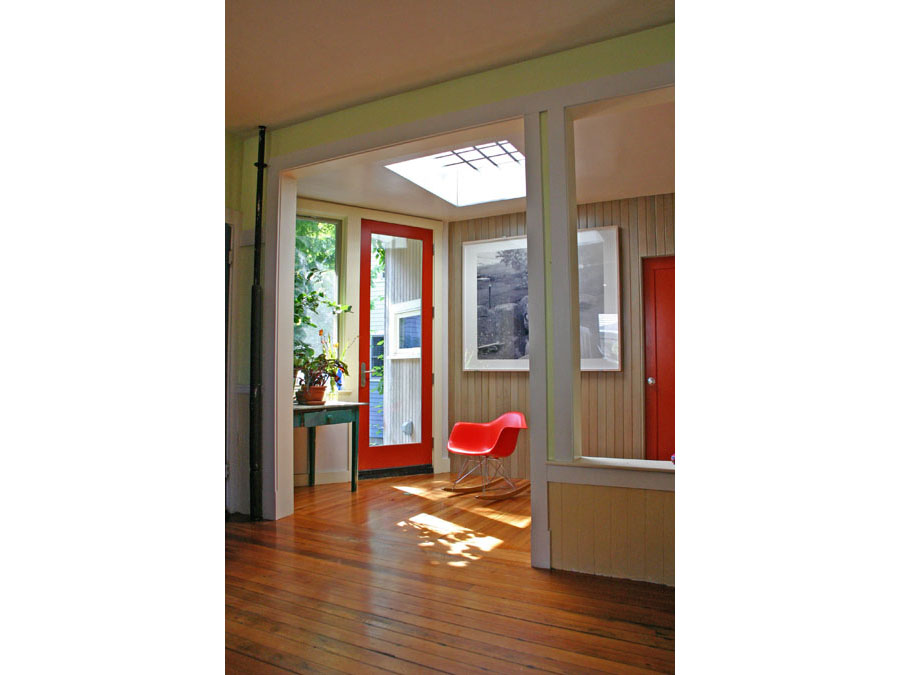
[{"left": 443, "top": 412, "right": 529, "bottom": 500}]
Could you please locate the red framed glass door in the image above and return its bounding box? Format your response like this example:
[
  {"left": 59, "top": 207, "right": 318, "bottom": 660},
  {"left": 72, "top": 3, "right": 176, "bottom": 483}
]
[{"left": 359, "top": 219, "right": 433, "bottom": 470}]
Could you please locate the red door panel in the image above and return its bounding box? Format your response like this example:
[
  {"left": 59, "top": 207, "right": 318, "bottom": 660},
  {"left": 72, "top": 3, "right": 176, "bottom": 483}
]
[
  {"left": 359, "top": 219, "right": 433, "bottom": 470},
  {"left": 644, "top": 256, "right": 674, "bottom": 461}
]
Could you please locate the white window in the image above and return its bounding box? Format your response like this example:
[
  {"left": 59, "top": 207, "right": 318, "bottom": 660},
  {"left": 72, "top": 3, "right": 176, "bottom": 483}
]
[{"left": 387, "top": 299, "right": 421, "bottom": 359}]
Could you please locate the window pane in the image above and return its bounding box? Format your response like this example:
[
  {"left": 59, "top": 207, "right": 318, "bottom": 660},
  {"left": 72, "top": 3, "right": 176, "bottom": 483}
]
[
  {"left": 370, "top": 233, "right": 422, "bottom": 446},
  {"left": 398, "top": 315, "right": 421, "bottom": 349},
  {"left": 294, "top": 217, "right": 340, "bottom": 360}
]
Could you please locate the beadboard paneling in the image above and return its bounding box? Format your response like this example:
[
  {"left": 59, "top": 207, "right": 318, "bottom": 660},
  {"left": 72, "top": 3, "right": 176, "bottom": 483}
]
[
  {"left": 448, "top": 212, "right": 531, "bottom": 479},
  {"left": 577, "top": 193, "right": 675, "bottom": 458},
  {"left": 448, "top": 193, "right": 674, "bottom": 470},
  {"left": 549, "top": 482, "right": 674, "bottom": 585}
]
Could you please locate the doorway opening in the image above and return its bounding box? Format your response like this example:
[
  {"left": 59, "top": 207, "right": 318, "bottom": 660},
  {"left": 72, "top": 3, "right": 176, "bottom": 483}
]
[
  {"left": 284, "top": 116, "right": 532, "bottom": 559},
  {"left": 643, "top": 255, "right": 675, "bottom": 461}
]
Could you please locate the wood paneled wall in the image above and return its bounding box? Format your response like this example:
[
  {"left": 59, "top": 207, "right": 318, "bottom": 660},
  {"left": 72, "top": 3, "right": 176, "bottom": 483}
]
[
  {"left": 447, "top": 193, "right": 674, "bottom": 472},
  {"left": 549, "top": 482, "right": 674, "bottom": 585},
  {"left": 577, "top": 193, "right": 674, "bottom": 458},
  {"left": 448, "top": 212, "right": 531, "bottom": 479}
]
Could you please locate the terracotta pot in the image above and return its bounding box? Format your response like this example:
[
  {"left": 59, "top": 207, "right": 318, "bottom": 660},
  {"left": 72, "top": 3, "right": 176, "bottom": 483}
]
[{"left": 297, "top": 384, "right": 327, "bottom": 405}]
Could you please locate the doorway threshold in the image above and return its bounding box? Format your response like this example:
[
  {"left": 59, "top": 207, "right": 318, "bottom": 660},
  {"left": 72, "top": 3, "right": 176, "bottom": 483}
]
[{"left": 359, "top": 464, "right": 434, "bottom": 480}]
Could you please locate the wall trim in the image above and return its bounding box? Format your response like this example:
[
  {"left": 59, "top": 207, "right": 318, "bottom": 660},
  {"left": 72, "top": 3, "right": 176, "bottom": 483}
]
[
  {"left": 261, "top": 61, "right": 675, "bottom": 529},
  {"left": 547, "top": 463, "right": 674, "bottom": 491},
  {"left": 271, "top": 63, "right": 673, "bottom": 178},
  {"left": 294, "top": 471, "right": 350, "bottom": 487}
]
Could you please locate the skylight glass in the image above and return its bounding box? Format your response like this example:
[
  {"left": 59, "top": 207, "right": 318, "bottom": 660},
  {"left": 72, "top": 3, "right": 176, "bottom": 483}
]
[{"left": 385, "top": 140, "right": 525, "bottom": 207}]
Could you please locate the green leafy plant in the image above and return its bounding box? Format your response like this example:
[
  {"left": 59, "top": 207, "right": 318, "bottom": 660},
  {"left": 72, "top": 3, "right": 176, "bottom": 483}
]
[
  {"left": 294, "top": 268, "right": 352, "bottom": 364},
  {"left": 294, "top": 350, "right": 349, "bottom": 388}
]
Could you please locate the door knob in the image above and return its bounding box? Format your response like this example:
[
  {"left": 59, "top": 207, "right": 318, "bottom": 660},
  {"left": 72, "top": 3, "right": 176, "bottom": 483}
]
[{"left": 647, "top": 377, "right": 656, "bottom": 385}]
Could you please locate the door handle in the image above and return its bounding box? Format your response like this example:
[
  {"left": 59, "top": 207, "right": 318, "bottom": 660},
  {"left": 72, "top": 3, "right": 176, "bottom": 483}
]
[
  {"left": 360, "top": 361, "right": 374, "bottom": 388},
  {"left": 647, "top": 377, "right": 656, "bottom": 385}
]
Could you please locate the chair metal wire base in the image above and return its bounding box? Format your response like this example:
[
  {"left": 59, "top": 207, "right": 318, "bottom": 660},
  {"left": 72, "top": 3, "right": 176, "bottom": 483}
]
[{"left": 443, "top": 456, "right": 529, "bottom": 499}]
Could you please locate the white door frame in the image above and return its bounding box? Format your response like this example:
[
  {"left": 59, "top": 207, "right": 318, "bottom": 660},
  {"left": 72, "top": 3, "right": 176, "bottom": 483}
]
[{"left": 259, "top": 63, "right": 675, "bottom": 570}]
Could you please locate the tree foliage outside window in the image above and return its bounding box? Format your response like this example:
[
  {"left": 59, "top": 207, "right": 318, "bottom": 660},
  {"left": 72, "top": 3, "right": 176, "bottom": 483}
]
[{"left": 294, "top": 217, "right": 350, "bottom": 362}]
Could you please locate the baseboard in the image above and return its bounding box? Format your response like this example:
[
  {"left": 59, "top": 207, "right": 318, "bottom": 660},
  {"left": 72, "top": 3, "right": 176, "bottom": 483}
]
[
  {"left": 294, "top": 471, "right": 351, "bottom": 487},
  {"left": 359, "top": 464, "right": 434, "bottom": 480}
]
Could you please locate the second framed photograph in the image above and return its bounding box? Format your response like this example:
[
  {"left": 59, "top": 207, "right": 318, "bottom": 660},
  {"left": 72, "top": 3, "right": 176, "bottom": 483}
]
[{"left": 462, "top": 226, "right": 620, "bottom": 371}]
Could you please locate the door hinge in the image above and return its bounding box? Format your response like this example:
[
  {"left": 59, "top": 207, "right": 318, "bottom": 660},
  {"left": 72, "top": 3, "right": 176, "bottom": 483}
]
[
  {"left": 432, "top": 306, "right": 435, "bottom": 318},
  {"left": 431, "top": 373, "right": 435, "bottom": 385},
  {"left": 432, "top": 243, "right": 435, "bottom": 255},
  {"left": 225, "top": 463, "right": 230, "bottom": 480},
  {"left": 431, "top": 437, "right": 435, "bottom": 449}
]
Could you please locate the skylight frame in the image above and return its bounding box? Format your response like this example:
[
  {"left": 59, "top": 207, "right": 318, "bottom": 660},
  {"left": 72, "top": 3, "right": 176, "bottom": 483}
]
[{"left": 385, "top": 140, "right": 526, "bottom": 207}]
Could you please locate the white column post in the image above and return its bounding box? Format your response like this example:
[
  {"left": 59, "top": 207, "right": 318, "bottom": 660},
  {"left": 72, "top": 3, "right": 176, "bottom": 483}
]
[
  {"left": 263, "top": 169, "right": 298, "bottom": 520},
  {"left": 547, "top": 105, "right": 582, "bottom": 463},
  {"left": 525, "top": 111, "right": 550, "bottom": 568}
]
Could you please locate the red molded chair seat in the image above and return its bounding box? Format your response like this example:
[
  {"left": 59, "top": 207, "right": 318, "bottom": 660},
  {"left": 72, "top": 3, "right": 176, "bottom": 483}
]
[{"left": 444, "top": 412, "right": 528, "bottom": 500}]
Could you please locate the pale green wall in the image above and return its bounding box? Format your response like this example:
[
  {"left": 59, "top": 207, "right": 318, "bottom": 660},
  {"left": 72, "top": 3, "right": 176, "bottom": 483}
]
[
  {"left": 228, "top": 23, "right": 674, "bottom": 386},
  {"left": 225, "top": 131, "right": 243, "bottom": 213}
]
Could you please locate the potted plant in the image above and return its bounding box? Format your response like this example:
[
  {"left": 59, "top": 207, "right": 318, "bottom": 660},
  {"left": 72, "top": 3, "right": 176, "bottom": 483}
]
[{"left": 294, "top": 332, "right": 349, "bottom": 404}]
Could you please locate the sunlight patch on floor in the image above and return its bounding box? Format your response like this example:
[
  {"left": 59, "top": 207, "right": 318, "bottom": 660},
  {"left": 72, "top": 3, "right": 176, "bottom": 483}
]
[
  {"left": 395, "top": 512, "right": 504, "bottom": 563},
  {"left": 462, "top": 504, "right": 532, "bottom": 529},
  {"left": 392, "top": 484, "right": 531, "bottom": 530},
  {"left": 391, "top": 484, "right": 445, "bottom": 500}
]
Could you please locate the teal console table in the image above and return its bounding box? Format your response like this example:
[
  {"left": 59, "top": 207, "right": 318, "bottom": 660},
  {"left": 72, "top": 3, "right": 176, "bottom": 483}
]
[{"left": 293, "top": 402, "right": 366, "bottom": 491}]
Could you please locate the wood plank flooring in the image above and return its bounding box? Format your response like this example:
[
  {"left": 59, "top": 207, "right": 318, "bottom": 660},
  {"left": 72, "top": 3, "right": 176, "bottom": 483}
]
[{"left": 225, "top": 474, "right": 675, "bottom": 673}]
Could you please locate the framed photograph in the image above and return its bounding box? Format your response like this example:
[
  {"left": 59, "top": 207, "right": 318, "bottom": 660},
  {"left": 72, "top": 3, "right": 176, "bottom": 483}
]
[
  {"left": 462, "top": 226, "right": 620, "bottom": 371},
  {"left": 462, "top": 236, "right": 530, "bottom": 371},
  {"left": 576, "top": 226, "right": 621, "bottom": 371}
]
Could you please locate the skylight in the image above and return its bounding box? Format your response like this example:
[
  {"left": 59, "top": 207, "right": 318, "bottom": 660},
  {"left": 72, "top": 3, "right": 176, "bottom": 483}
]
[{"left": 385, "top": 140, "right": 526, "bottom": 207}]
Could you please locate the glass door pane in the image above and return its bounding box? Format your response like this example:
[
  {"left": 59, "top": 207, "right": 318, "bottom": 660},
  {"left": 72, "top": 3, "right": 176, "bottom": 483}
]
[{"left": 368, "top": 233, "right": 423, "bottom": 447}]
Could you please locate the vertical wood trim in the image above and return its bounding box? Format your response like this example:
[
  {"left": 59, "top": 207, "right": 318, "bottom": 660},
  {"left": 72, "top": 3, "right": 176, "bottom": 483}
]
[
  {"left": 645, "top": 489, "right": 666, "bottom": 583},
  {"left": 575, "top": 483, "right": 594, "bottom": 573},
  {"left": 662, "top": 490, "right": 675, "bottom": 585},
  {"left": 548, "top": 481, "right": 563, "bottom": 566},
  {"left": 625, "top": 488, "right": 647, "bottom": 581},
  {"left": 609, "top": 486, "right": 628, "bottom": 579}
]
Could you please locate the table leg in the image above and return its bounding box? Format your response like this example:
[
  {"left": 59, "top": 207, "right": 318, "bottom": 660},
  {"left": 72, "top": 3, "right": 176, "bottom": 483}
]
[
  {"left": 307, "top": 426, "right": 316, "bottom": 487},
  {"left": 351, "top": 413, "right": 358, "bottom": 492}
]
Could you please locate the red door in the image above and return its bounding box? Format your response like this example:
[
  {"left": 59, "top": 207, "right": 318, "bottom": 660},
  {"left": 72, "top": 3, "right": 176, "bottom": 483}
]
[
  {"left": 359, "top": 219, "right": 433, "bottom": 471},
  {"left": 644, "top": 256, "right": 674, "bottom": 461}
]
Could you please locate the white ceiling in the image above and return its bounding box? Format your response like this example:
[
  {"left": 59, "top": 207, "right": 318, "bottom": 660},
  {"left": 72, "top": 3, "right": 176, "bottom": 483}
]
[
  {"left": 294, "top": 87, "right": 674, "bottom": 221},
  {"left": 225, "top": 0, "right": 674, "bottom": 133}
]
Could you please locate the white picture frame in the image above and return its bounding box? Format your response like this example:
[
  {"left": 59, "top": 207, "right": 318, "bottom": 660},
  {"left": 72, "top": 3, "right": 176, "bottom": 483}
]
[{"left": 461, "top": 226, "right": 620, "bottom": 371}]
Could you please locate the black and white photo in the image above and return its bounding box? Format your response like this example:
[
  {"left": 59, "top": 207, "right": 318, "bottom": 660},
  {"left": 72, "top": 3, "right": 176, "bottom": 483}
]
[{"left": 462, "top": 227, "right": 620, "bottom": 371}]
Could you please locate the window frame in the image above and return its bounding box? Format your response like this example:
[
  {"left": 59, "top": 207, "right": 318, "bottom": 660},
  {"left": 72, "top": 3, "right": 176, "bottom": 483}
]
[{"left": 387, "top": 298, "right": 422, "bottom": 360}]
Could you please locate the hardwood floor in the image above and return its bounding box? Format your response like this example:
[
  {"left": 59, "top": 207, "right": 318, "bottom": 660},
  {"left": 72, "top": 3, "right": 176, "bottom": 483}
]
[{"left": 225, "top": 473, "right": 675, "bottom": 674}]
